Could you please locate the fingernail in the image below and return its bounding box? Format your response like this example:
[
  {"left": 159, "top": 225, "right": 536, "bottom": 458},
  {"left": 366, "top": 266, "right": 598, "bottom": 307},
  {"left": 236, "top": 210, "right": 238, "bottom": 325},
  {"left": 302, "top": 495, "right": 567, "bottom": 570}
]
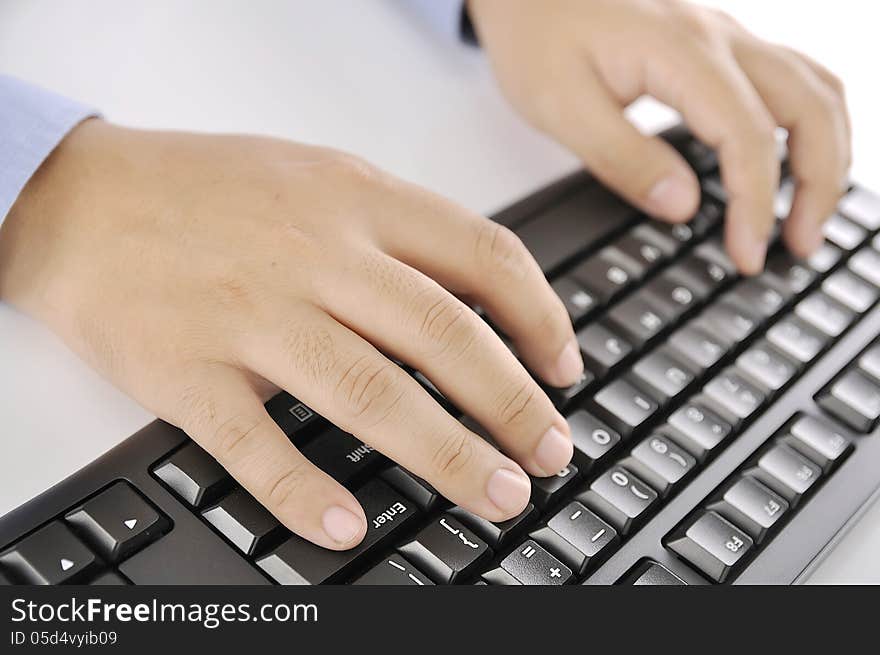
[
  {"left": 552, "top": 339, "right": 584, "bottom": 387},
  {"left": 486, "top": 468, "right": 531, "bottom": 515},
  {"left": 534, "top": 425, "right": 573, "bottom": 475},
  {"left": 322, "top": 506, "right": 364, "bottom": 545},
  {"left": 647, "top": 174, "right": 698, "bottom": 221}
]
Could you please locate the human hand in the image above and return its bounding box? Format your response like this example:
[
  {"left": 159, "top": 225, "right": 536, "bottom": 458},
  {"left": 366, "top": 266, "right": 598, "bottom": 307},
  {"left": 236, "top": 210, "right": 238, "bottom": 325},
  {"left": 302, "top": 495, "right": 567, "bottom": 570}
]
[
  {"left": 468, "top": 0, "right": 852, "bottom": 274},
  {"left": 0, "top": 121, "right": 582, "bottom": 549}
]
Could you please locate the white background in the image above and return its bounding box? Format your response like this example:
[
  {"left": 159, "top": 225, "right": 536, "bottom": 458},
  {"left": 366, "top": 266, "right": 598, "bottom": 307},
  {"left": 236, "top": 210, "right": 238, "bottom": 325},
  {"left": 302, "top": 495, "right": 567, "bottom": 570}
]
[{"left": 0, "top": 0, "right": 878, "bottom": 582}]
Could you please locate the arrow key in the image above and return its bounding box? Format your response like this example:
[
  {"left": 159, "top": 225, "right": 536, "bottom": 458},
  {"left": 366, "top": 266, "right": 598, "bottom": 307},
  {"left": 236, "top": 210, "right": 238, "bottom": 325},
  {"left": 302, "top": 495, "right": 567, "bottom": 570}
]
[
  {"left": 0, "top": 522, "right": 98, "bottom": 584},
  {"left": 66, "top": 482, "right": 169, "bottom": 563}
]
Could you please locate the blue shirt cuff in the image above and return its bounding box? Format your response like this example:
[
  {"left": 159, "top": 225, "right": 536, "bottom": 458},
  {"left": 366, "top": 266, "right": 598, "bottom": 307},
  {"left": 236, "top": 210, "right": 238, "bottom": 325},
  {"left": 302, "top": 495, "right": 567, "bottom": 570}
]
[{"left": 0, "top": 75, "right": 99, "bottom": 225}]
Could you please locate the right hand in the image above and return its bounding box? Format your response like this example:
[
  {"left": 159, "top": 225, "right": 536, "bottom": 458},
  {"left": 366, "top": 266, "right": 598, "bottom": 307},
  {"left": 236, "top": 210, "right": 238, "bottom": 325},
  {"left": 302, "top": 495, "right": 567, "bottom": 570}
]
[{"left": 0, "top": 120, "right": 581, "bottom": 549}]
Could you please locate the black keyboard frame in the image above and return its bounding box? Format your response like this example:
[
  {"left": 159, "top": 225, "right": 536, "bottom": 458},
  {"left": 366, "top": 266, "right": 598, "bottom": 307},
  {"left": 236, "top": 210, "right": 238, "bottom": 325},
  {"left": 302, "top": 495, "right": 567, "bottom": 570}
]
[{"left": 4, "top": 126, "right": 880, "bottom": 585}]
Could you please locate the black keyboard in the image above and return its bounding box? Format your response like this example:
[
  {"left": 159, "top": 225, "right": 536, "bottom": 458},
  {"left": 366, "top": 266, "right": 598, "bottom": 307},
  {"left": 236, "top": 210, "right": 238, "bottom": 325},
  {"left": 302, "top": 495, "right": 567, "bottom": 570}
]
[{"left": 4, "top": 125, "right": 880, "bottom": 586}]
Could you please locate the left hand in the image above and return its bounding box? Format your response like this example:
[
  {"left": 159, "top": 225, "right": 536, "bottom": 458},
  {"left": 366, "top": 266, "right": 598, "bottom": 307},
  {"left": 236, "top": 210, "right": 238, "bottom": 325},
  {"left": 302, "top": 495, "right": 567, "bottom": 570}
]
[{"left": 468, "top": 0, "right": 852, "bottom": 274}]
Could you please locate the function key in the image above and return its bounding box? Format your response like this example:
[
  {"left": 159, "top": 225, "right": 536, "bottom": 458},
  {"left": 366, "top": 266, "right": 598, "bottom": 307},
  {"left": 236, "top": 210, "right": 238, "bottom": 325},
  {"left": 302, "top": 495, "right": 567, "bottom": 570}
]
[
  {"left": 530, "top": 463, "right": 580, "bottom": 510},
  {"left": 552, "top": 276, "right": 598, "bottom": 324},
  {"left": 628, "top": 433, "right": 698, "bottom": 496},
  {"left": 848, "top": 248, "right": 880, "bottom": 288},
  {"left": 398, "top": 514, "right": 492, "bottom": 584},
  {"left": 65, "top": 482, "right": 169, "bottom": 563},
  {"left": 785, "top": 415, "right": 852, "bottom": 472},
  {"left": 201, "top": 489, "right": 285, "bottom": 556},
  {"left": 838, "top": 187, "right": 880, "bottom": 230},
  {"left": 795, "top": 291, "right": 856, "bottom": 337},
  {"left": 353, "top": 554, "right": 434, "bottom": 586},
  {"left": 568, "top": 410, "right": 621, "bottom": 469},
  {"left": 822, "top": 269, "right": 879, "bottom": 313},
  {"left": 709, "top": 476, "right": 788, "bottom": 544},
  {"left": 500, "top": 540, "right": 573, "bottom": 585},
  {"left": 666, "top": 401, "right": 732, "bottom": 459},
  {"left": 766, "top": 316, "right": 829, "bottom": 363},
  {"left": 576, "top": 322, "right": 633, "bottom": 378},
  {"left": 816, "top": 369, "right": 880, "bottom": 433},
  {"left": 735, "top": 341, "right": 799, "bottom": 392},
  {"left": 153, "top": 442, "right": 232, "bottom": 509},
  {"left": 0, "top": 522, "right": 99, "bottom": 585},
  {"left": 749, "top": 444, "right": 822, "bottom": 505},
  {"left": 593, "top": 379, "right": 660, "bottom": 437},
  {"left": 577, "top": 466, "right": 658, "bottom": 535},
  {"left": 823, "top": 214, "right": 867, "bottom": 251},
  {"left": 667, "top": 511, "right": 753, "bottom": 583}
]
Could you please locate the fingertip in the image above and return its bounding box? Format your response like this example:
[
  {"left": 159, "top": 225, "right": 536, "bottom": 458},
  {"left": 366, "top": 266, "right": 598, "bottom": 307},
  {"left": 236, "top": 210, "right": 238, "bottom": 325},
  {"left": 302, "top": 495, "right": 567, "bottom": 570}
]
[
  {"left": 485, "top": 467, "right": 532, "bottom": 519},
  {"left": 544, "top": 338, "right": 584, "bottom": 388},
  {"left": 320, "top": 504, "right": 368, "bottom": 551},
  {"left": 645, "top": 169, "right": 702, "bottom": 223}
]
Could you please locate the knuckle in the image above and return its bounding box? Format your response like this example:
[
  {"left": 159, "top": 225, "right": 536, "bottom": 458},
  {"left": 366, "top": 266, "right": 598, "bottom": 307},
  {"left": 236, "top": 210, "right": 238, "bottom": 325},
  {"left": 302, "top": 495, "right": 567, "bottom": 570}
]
[
  {"left": 211, "top": 413, "right": 267, "bottom": 463},
  {"left": 414, "top": 289, "right": 482, "bottom": 362},
  {"left": 495, "top": 378, "right": 540, "bottom": 428},
  {"left": 431, "top": 428, "right": 476, "bottom": 478},
  {"left": 334, "top": 355, "right": 406, "bottom": 429},
  {"left": 325, "top": 150, "right": 386, "bottom": 187},
  {"left": 265, "top": 462, "right": 311, "bottom": 510},
  {"left": 475, "top": 222, "right": 531, "bottom": 281}
]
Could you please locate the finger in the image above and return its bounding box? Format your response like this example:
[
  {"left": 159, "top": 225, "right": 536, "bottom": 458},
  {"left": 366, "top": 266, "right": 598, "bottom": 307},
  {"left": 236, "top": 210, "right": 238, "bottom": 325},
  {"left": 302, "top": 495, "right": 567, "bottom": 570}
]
[
  {"left": 643, "top": 44, "right": 780, "bottom": 274},
  {"left": 315, "top": 248, "right": 573, "bottom": 478},
  {"left": 734, "top": 39, "right": 851, "bottom": 258},
  {"left": 172, "top": 364, "right": 367, "bottom": 550},
  {"left": 531, "top": 61, "right": 701, "bottom": 223},
  {"left": 785, "top": 47, "right": 852, "bottom": 146},
  {"left": 240, "top": 303, "right": 533, "bottom": 521},
  {"left": 370, "top": 185, "right": 582, "bottom": 388}
]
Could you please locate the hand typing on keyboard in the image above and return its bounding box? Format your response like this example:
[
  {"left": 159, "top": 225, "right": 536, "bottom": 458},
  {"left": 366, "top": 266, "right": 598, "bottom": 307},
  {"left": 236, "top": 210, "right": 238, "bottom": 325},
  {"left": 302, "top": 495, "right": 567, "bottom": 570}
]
[
  {"left": 0, "top": 120, "right": 582, "bottom": 551},
  {"left": 468, "top": 0, "right": 851, "bottom": 274}
]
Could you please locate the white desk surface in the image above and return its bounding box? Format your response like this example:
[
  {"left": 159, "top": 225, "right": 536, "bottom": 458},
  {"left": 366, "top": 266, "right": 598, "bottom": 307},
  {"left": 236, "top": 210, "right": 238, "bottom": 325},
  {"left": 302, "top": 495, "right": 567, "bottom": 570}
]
[{"left": 1, "top": 0, "right": 878, "bottom": 583}]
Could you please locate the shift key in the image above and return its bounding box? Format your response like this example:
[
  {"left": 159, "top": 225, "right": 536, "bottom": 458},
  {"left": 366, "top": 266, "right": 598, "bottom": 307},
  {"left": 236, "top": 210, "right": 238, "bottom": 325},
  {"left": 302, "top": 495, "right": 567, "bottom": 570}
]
[{"left": 256, "top": 480, "right": 419, "bottom": 585}]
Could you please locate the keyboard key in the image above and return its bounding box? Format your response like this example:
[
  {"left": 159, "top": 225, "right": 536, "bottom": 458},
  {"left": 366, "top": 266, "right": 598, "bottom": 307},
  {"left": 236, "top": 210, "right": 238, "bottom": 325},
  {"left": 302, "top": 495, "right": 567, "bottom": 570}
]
[
  {"left": 750, "top": 444, "right": 822, "bottom": 504},
  {"left": 89, "top": 571, "right": 130, "bottom": 586},
  {"left": 709, "top": 477, "right": 788, "bottom": 544},
  {"left": 823, "top": 214, "right": 867, "bottom": 250},
  {"left": 544, "top": 371, "right": 595, "bottom": 409},
  {"left": 668, "top": 325, "right": 726, "bottom": 371},
  {"left": 630, "top": 561, "right": 687, "bottom": 585},
  {"left": 480, "top": 567, "right": 522, "bottom": 585},
  {"left": 632, "top": 349, "right": 695, "bottom": 402},
  {"left": 817, "top": 370, "right": 880, "bottom": 432},
  {"left": 767, "top": 316, "right": 829, "bottom": 363},
  {"left": 858, "top": 344, "right": 880, "bottom": 382},
  {"left": 839, "top": 187, "right": 880, "bottom": 230},
  {"left": 448, "top": 504, "right": 537, "bottom": 549},
  {"left": 593, "top": 379, "right": 660, "bottom": 437},
  {"left": 302, "top": 427, "right": 385, "bottom": 487},
  {"left": 671, "top": 253, "right": 732, "bottom": 299},
  {"left": 570, "top": 250, "right": 636, "bottom": 304},
  {"left": 379, "top": 466, "right": 444, "bottom": 513},
  {"left": 0, "top": 522, "right": 99, "bottom": 585},
  {"left": 353, "top": 554, "right": 434, "bottom": 586},
  {"left": 610, "top": 231, "right": 669, "bottom": 277},
  {"left": 530, "top": 464, "right": 580, "bottom": 510},
  {"left": 764, "top": 251, "right": 817, "bottom": 295},
  {"left": 724, "top": 278, "right": 787, "bottom": 321},
  {"left": 785, "top": 415, "right": 852, "bottom": 472},
  {"left": 632, "top": 223, "right": 682, "bottom": 257},
  {"left": 257, "top": 479, "right": 418, "bottom": 584},
  {"left": 153, "top": 442, "right": 232, "bottom": 508},
  {"left": 552, "top": 276, "right": 598, "bottom": 323},
  {"left": 265, "top": 392, "right": 323, "bottom": 440},
  {"left": 848, "top": 248, "right": 880, "bottom": 288},
  {"left": 735, "top": 341, "right": 799, "bottom": 392},
  {"left": 807, "top": 242, "right": 842, "bottom": 273},
  {"left": 642, "top": 273, "right": 700, "bottom": 322},
  {"left": 667, "top": 401, "right": 732, "bottom": 458},
  {"left": 0, "top": 570, "right": 11, "bottom": 585},
  {"left": 202, "top": 489, "right": 285, "bottom": 556},
  {"left": 704, "top": 370, "right": 766, "bottom": 420},
  {"left": 65, "top": 482, "right": 169, "bottom": 563},
  {"left": 628, "top": 433, "right": 697, "bottom": 496},
  {"left": 398, "top": 514, "right": 492, "bottom": 584},
  {"left": 515, "top": 185, "right": 635, "bottom": 274},
  {"left": 577, "top": 466, "right": 658, "bottom": 535},
  {"left": 576, "top": 323, "right": 633, "bottom": 378},
  {"left": 695, "top": 300, "right": 759, "bottom": 345},
  {"left": 545, "top": 502, "right": 618, "bottom": 573},
  {"left": 607, "top": 294, "right": 669, "bottom": 346},
  {"left": 795, "top": 291, "right": 856, "bottom": 337},
  {"left": 568, "top": 410, "right": 621, "bottom": 469},
  {"left": 500, "top": 540, "right": 573, "bottom": 585},
  {"left": 667, "top": 511, "right": 753, "bottom": 583},
  {"left": 645, "top": 221, "right": 698, "bottom": 249},
  {"left": 822, "top": 269, "right": 879, "bottom": 313}
]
